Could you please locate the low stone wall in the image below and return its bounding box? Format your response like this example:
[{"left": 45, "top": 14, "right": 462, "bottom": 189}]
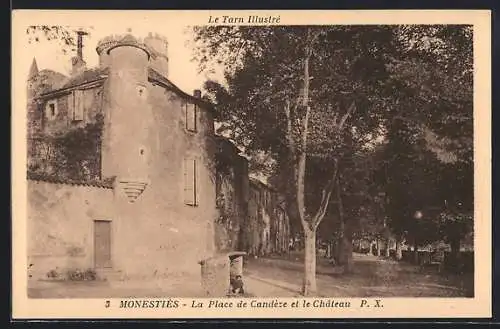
[{"left": 27, "top": 179, "right": 114, "bottom": 281}]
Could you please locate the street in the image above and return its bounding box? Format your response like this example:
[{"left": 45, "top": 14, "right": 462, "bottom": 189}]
[
  {"left": 244, "top": 252, "right": 473, "bottom": 297},
  {"left": 28, "top": 252, "right": 473, "bottom": 298}
]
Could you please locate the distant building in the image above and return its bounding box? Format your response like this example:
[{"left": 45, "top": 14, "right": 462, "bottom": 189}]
[
  {"left": 214, "top": 138, "right": 291, "bottom": 257},
  {"left": 247, "top": 178, "right": 290, "bottom": 256}
]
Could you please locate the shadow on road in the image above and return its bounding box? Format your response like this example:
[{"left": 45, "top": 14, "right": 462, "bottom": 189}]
[{"left": 244, "top": 252, "right": 473, "bottom": 297}]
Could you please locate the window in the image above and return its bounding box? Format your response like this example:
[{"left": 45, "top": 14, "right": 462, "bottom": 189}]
[
  {"left": 185, "top": 102, "right": 197, "bottom": 132},
  {"left": 45, "top": 100, "right": 57, "bottom": 119},
  {"left": 68, "top": 89, "right": 84, "bottom": 121},
  {"left": 137, "top": 85, "right": 147, "bottom": 99},
  {"left": 184, "top": 157, "right": 198, "bottom": 206}
]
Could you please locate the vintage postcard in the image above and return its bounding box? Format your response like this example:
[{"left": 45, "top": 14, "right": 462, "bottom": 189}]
[{"left": 12, "top": 10, "right": 491, "bottom": 319}]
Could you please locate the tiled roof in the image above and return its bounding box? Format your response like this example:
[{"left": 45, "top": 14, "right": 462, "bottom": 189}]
[
  {"left": 148, "top": 68, "right": 216, "bottom": 113},
  {"left": 37, "top": 69, "right": 68, "bottom": 91},
  {"left": 37, "top": 66, "right": 215, "bottom": 116},
  {"left": 27, "top": 173, "right": 115, "bottom": 189},
  {"left": 37, "top": 67, "right": 108, "bottom": 98},
  {"left": 60, "top": 67, "right": 109, "bottom": 89}
]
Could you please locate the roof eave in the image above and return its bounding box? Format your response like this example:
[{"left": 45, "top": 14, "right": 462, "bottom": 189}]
[
  {"left": 147, "top": 68, "right": 216, "bottom": 115},
  {"left": 36, "top": 77, "right": 107, "bottom": 100}
]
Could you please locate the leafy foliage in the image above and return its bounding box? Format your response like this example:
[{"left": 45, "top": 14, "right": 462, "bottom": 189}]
[
  {"left": 26, "top": 26, "right": 93, "bottom": 55},
  {"left": 438, "top": 212, "right": 474, "bottom": 245},
  {"left": 192, "top": 24, "right": 474, "bottom": 255},
  {"left": 28, "top": 114, "right": 104, "bottom": 181}
]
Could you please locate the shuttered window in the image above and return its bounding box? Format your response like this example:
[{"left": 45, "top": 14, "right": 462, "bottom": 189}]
[
  {"left": 68, "top": 90, "right": 85, "bottom": 121},
  {"left": 184, "top": 157, "right": 198, "bottom": 206},
  {"left": 185, "top": 103, "right": 197, "bottom": 132},
  {"left": 74, "top": 90, "right": 85, "bottom": 121}
]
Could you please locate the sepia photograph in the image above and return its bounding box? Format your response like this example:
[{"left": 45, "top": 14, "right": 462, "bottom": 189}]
[{"left": 12, "top": 10, "right": 491, "bottom": 318}]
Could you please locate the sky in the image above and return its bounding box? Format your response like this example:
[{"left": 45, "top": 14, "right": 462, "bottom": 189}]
[{"left": 24, "top": 24, "right": 224, "bottom": 94}]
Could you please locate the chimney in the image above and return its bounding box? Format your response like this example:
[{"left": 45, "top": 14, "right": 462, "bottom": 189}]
[
  {"left": 76, "top": 30, "right": 88, "bottom": 61},
  {"left": 193, "top": 89, "right": 202, "bottom": 98},
  {"left": 71, "top": 30, "right": 88, "bottom": 75}
]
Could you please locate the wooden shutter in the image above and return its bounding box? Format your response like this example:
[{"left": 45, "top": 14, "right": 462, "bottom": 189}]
[
  {"left": 184, "top": 157, "right": 198, "bottom": 206},
  {"left": 185, "top": 103, "right": 197, "bottom": 132},
  {"left": 73, "top": 90, "right": 84, "bottom": 121},
  {"left": 67, "top": 92, "right": 74, "bottom": 120}
]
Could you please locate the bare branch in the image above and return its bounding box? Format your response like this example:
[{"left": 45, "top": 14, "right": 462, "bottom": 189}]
[
  {"left": 311, "top": 158, "right": 339, "bottom": 228},
  {"left": 337, "top": 101, "right": 356, "bottom": 131}
]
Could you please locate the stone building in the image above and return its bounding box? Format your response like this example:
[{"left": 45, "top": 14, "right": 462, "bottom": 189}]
[
  {"left": 27, "top": 32, "right": 218, "bottom": 282},
  {"left": 26, "top": 31, "right": 291, "bottom": 286},
  {"left": 214, "top": 137, "right": 249, "bottom": 252},
  {"left": 214, "top": 138, "right": 291, "bottom": 257},
  {"left": 247, "top": 178, "right": 290, "bottom": 256}
]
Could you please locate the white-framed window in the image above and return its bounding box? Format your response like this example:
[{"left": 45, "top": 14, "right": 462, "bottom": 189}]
[
  {"left": 183, "top": 156, "right": 199, "bottom": 206},
  {"left": 45, "top": 100, "right": 58, "bottom": 119},
  {"left": 68, "top": 89, "right": 85, "bottom": 121},
  {"left": 185, "top": 102, "right": 197, "bottom": 132}
]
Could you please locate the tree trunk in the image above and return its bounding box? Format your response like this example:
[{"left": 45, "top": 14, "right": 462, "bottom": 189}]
[
  {"left": 450, "top": 238, "right": 461, "bottom": 272},
  {"left": 302, "top": 225, "right": 317, "bottom": 296},
  {"left": 395, "top": 238, "right": 403, "bottom": 261},
  {"left": 376, "top": 239, "right": 380, "bottom": 256},
  {"left": 335, "top": 236, "right": 344, "bottom": 264},
  {"left": 413, "top": 240, "right": 419, "bottom": 265},
  {"left": 385, "top": 238, "right": 390, "bottom": 258},
  {"left": 369, "top": 242, "right": 373, "bottom": 255},
  {"left": 284, "top": 29, "right": 341, "bottom": 296},
  {"left": 343, "top": 229, "right": 354, "bottom": 273},
  {"left": 334, "top": 178, "right": 354, "bottom": 273},
  {"left": 336, "top": 172, "right": 346, "bottom": 261}
]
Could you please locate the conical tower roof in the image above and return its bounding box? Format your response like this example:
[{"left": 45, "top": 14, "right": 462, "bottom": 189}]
[{"left": 28, "top": 58, "right": 39, "bottom": 80}]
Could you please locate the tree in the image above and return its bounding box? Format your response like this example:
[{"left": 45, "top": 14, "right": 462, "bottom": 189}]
[
  {"left": 28, "top": 114, "right": 104, "bottom": 181},
  {"left": 193, "top": 24, "right": 473, "bottom": 292},
  {"left": 192, "top": 26, "right": 392, "bottom": 295},
  {"left": 375, "top": 25, "right": 473, "bottom": 260},
  {"left": 26, "top": 25, "right": 93, "bottom": 54},
  {"left": 439, "top": 211, "right": 473, "bottom": 270}
]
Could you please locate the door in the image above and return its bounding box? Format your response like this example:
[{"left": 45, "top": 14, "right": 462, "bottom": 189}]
[{"left": 94, "top": 220, "right": 112, "bottom": 268}]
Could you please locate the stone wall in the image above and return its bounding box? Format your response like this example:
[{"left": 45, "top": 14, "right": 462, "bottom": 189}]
[
  {"left": 27, "top": 167, "right": 218, "bottom": 283},
  {"left": 27, "top": 179, "right": 114, "bottom": 281},
  {"left": 38, "top": 85, "right": 104, "bottom": 136},
  {"left": 245, "top": 179, "right": 290, "bottom": 256},
  {"left": 213, "top": 139, "right": 291, "bottom": 257},
  {"left": 106, "top": 82, "right": 218, "bottom": 280},
  {"left": 214, "top": 138, "right": 249, "bottom": 252}
]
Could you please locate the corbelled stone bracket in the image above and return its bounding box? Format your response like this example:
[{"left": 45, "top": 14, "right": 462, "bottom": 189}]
[{"left": 118, "top": 180, "right": 148, "bottom": 203}]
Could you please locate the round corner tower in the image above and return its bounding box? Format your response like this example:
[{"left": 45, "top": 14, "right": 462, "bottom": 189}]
[
  {"left": 143, "top": 32, "right": 169, "bottom": 78},
  {"left": 98, "top": 33, "right": 153, "bottom": 183}
]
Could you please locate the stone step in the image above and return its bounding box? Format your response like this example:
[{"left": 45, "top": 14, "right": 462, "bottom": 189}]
[{"left": 95, "top": 268, "right": 125, "bottom": 281}]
